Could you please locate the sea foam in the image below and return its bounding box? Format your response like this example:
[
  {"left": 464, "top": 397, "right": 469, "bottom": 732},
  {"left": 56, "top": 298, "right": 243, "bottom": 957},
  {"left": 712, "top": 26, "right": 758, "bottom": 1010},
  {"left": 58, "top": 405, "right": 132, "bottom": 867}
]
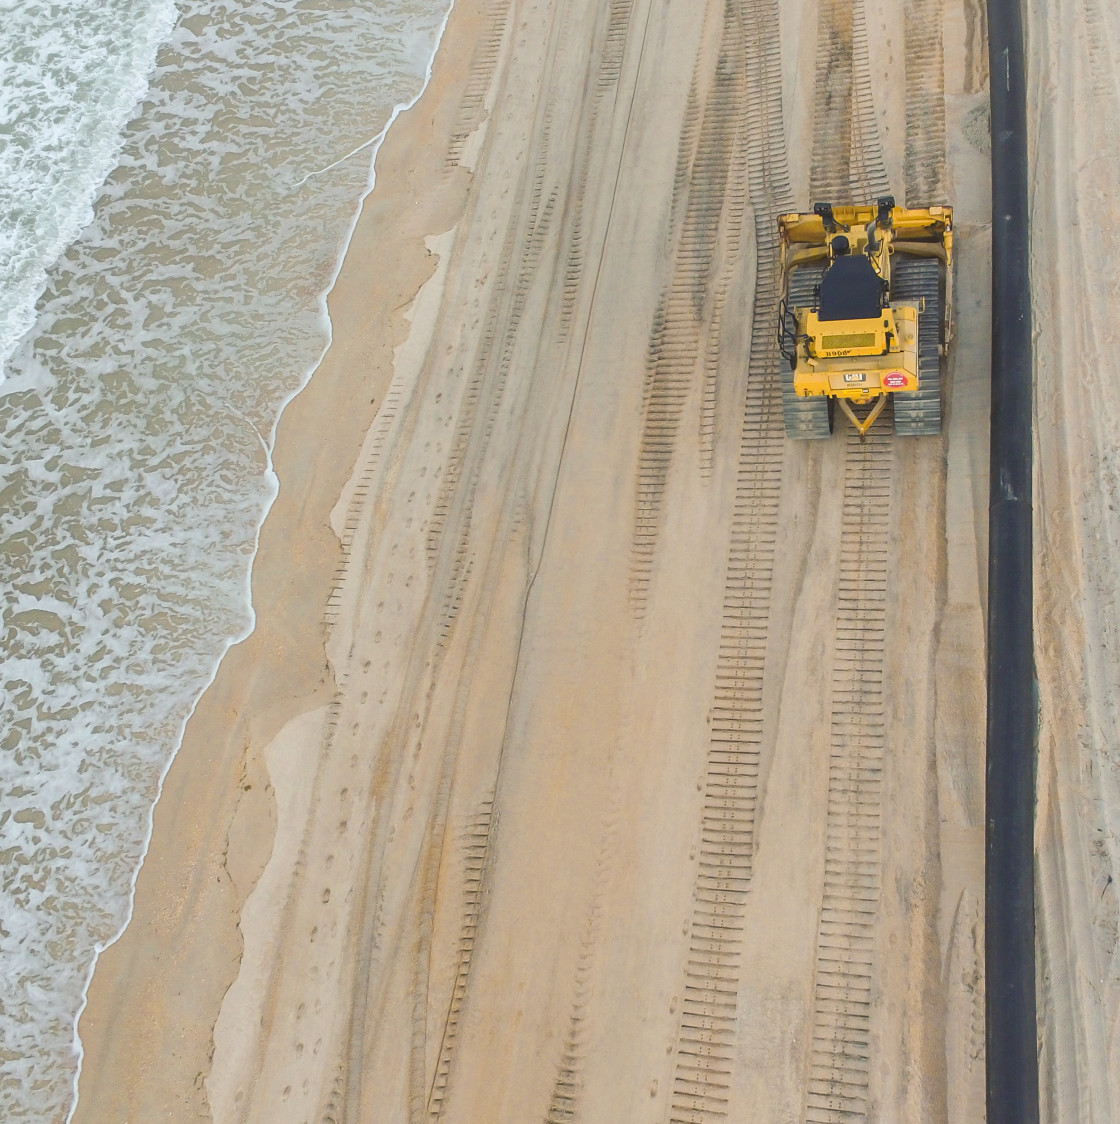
[
  {"left": 0, "top": 0, "right": 180, "bottom": 379},
  {"left": 0, "top": 0, "right": 451, "bottom": 1118}
]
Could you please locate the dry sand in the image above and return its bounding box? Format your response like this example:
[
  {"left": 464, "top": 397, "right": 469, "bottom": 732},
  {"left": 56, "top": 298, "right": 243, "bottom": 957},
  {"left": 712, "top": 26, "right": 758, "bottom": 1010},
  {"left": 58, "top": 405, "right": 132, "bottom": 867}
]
[{"left": 73, "top": 0, "right": 1120, "bottom": 1120}]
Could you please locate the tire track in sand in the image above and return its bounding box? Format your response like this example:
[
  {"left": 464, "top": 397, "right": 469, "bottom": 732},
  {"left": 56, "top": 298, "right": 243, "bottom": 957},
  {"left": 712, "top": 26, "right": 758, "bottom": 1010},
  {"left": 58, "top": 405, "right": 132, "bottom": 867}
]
[
  {"left": 802, "top": 0, "right": 893, "bottom": 1111},
  {"left": 809, "top": 0, "right": 889, "bottom": 202},
  {"left": 327, "top": 2, "right": 574, "bottom": 1116},
  {"left": 630, "top": 0, "right": 753, "bottom": 615},
  {"left": 445, "top": 0, "right": 512, "bottom": 168},
  {"left": 665, "top": 0, "right": 793, "bottom": 1117},
  {"left": 803, "top": 427, "right": 892, "bottom": 1124},
  {"left": 422, "top": 1, "right": 657, "bottom": 1117},
  {"left": 903, "top": 0, "right": 946, "bottom": 202},
  {"left": 802, "top": 0, "right": 946, "bottom": 1114},
  {"left": 557, "top": 0, "right": 635, "bottom": 340},
  {"left": 424, "top": 796, "right": 494, "bottom": 1119}
]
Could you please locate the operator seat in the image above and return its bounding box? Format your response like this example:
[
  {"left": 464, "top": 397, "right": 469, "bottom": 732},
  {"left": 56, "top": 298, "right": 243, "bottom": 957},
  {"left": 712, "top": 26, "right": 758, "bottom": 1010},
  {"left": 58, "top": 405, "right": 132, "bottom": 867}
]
[{"left": 818, "top": 254, "right": 885, "bottom": 322}]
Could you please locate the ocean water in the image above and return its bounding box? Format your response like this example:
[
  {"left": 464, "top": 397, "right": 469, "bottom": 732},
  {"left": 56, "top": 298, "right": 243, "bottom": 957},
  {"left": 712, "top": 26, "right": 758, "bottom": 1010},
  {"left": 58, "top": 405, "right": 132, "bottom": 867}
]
[
  {"left": 0, "top": 0, "right": 451, "bottom": 1118},
  {"left": 0, "top": 0, "right": 180, "bottom": 374}
]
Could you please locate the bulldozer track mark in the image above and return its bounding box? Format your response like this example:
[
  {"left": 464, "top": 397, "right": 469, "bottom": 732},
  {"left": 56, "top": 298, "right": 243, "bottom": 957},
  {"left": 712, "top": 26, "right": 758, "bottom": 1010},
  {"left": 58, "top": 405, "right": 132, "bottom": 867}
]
[
  {"left": 323, "top": 377, "right": 407, "bottom": 633},
  {"left": 797, "top": 21, "right": 901, "bottom": 1102},
  {"left": 424, "top": 166, "right": 557, "bottom": 625},
  {"left": 446, "top": 0, "right": 511, "bottom": 168},
  {"left": 668, "top": 1, "right": 793, "bottom": 1119},
  {"left": 559, "top": 173, "right": 589, "bottom": 339},
  {"left": 632, "top": 9, "right": 752, "bottom": 615},
  {"left": 699, "top": 100, "right": 751, "bottom": 481},
  {"left": 559, "top": 0, "right": 637, "bottom": 339},
  {"left": 903, "top": 0, "right": 946, "bottom": 202},
  {"left": 325, "top": 12, "right": 584, "bottom": 1114},
  {"left": 544, "top": 967, "right": 590, "bottom": 1123},
  {"left": 809, "top": 0, "right": 854, "bottom": 201},
  {"left": 802, "top": 427, "right": 891, "bottom": 1124},
  {"left": 848, "top": 1, "right": 890, "bottom": 200},
  {"left": 429, "top": 80, "right": 562, "bottom": 569},
  {"left": 543, "top": 714, "right": 628, "bottom": 1124},
  {"left": 781, "top": 264, "right": 831, "bottom": 437},
  {"left": 597, "top": 0, "right": 635, "bottom": 88},
  {"left": 426, "top": 797, "right": 495, "bottom": 1119},
  {"left": 543, "top": 810, "right": 618, "bottom": 1124},
  {"left": 670, "top": 74, "right": 704, "bottom": 238},
  {"left": 1082, "top": 0, "right": 1120, "bottom": 102},
  {"left": 810, "top": 0, "right": 889, "bottom": 202}
]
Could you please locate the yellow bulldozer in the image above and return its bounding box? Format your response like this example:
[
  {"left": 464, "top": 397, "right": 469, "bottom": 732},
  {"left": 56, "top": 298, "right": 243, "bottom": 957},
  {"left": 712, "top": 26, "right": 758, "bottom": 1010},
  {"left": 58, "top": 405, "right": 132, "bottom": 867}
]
[{"left": 777, "top": 197, "right": 953, "bottom": 439}]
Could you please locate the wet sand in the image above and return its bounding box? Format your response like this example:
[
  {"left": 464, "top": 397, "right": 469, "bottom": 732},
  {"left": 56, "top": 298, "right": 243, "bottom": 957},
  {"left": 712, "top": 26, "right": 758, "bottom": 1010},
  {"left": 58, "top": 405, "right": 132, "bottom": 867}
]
[{"left": 74, "top": 0, "right": 1120, "bottom": 1120}]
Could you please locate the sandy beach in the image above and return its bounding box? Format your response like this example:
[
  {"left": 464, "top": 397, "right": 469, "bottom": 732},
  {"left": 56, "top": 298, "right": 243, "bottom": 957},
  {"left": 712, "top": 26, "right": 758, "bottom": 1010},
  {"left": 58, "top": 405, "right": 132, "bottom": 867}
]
[{"left": 73, "top": 0, "right": 1120, "bottom": 1120}]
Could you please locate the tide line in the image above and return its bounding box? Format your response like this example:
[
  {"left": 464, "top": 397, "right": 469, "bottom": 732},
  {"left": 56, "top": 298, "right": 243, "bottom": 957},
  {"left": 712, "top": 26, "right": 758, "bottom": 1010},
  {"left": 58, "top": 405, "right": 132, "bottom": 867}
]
[{"left": 65, "top": 0, "right": 457, "bottom": 1119}]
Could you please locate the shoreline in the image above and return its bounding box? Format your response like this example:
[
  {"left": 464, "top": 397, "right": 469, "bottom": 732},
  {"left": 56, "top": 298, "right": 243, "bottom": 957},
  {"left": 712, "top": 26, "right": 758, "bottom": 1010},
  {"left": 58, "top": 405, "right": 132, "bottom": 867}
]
[
  {"left": 68, "top": 1, "right": 455, "bottom": 1105},
  {"left": 69, "top": 0, "right": 461, "bottom": 1089},
  {"left": 70, "top": 0, "right": 478, "bottom": 1116},
  {"left": 64, "top": 0, "right": 1120, "bottom": 1118}
]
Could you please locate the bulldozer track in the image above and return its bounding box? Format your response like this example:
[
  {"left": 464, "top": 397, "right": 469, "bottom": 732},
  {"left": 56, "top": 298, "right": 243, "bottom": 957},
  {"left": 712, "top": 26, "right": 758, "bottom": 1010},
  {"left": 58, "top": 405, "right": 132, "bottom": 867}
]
[
  {"left": 803, "top": 426, "right": 892, "bottom": 1124},
  {"left": 558, "top": 0, "right": 637, "bottom": 339},
  {"left": 780, "top": 263, "right": 831, "bottom": 438},
  {"left": 268, "top": 0, "right": 955, "bottom": 1118},
  {"left": 425, "top": 797, "right": 494, "bottom": 1119},
  {"left": 809, "top": 0, "right": 889, "bottom": 203},
  {"left": 800, "top": 0, "right": 948, "bottom": 1116},
  {"left": 800, "top": 2, "right": 886, "bottom": 1115},
  {"left": 631, "top": 24, "right": 751, "bottom": 614},
  {"left": 1081, "top": 0, "right": 1118, "bottom": 102},
  {"left": 891, "top": 256, "right": 943, "bottom": 435},
  {"left": 666, "top": 0, "right": 792, "bottom": 1119},
  {"left": 445, "top": 0, "right": 511, "bottom": 168},
  {"left": 808, "top": 0, "right": 854, "bottom": 200},
  {"left": 903, "top": 0, "right": 947, "bottom": 201},
  {"left": 544, "top": 777, "right": 622, "bottom": 1124}
]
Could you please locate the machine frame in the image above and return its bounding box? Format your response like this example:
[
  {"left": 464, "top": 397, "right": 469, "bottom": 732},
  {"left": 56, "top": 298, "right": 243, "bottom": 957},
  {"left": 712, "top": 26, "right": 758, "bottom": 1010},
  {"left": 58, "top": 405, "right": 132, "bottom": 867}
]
[{"left": 777, "top": 198, "right": 954, "bottom": 438}]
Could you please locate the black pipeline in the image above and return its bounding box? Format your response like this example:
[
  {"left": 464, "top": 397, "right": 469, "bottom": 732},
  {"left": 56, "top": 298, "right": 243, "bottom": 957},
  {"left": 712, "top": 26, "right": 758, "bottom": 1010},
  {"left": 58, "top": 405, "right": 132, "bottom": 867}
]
[{"left": 985, "top": 0, "right": 1038, "bottom": 1120}]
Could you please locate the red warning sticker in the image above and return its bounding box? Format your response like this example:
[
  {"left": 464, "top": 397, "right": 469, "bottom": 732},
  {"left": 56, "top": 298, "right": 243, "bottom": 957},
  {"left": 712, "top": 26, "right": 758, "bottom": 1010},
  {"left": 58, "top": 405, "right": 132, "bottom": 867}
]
[{"left": 884, "top": 372, "right": 908, "bottom": 388}]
